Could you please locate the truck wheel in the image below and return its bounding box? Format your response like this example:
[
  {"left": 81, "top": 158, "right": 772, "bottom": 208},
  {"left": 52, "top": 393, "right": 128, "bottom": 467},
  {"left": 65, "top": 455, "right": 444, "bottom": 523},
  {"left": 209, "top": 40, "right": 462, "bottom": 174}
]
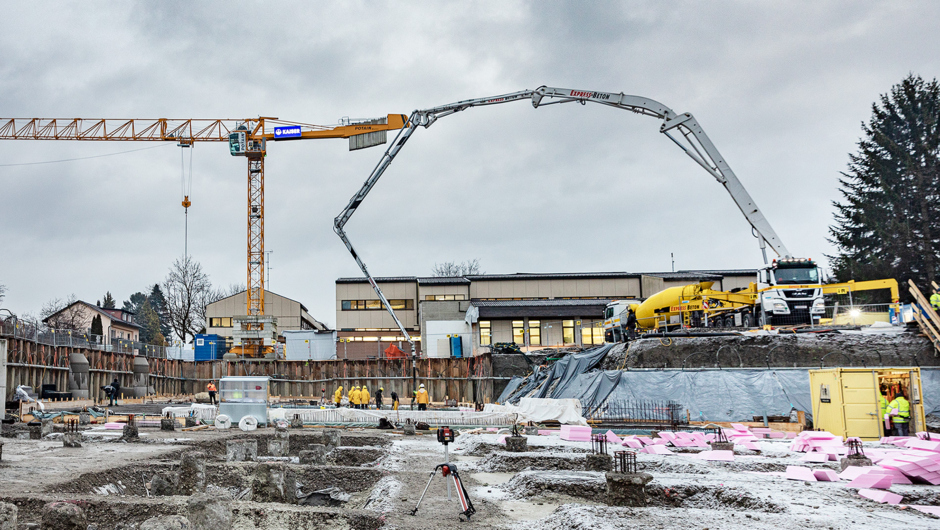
[
  {"left": 724, "top": 316, "right": 735, "bottom": 328},
  {"left": 711, "top": 317, "right": 722, "bottom": 328},
  {"left": 743, "top": 313, "right": 754, "bottom": 328}
]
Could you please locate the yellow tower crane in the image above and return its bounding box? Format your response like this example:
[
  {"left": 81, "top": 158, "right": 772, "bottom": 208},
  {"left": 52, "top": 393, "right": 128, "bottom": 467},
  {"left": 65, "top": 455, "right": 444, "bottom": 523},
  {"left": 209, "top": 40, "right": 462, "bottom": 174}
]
[{"left": 0, "top": 114, "right": 408, "bottom": 356}]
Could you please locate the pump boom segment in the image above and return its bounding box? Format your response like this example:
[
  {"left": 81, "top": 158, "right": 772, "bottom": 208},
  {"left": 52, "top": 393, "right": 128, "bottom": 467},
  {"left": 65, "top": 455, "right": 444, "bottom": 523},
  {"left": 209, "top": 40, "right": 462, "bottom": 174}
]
[{"left": 334, "top": 86, "right": 791, "bottom": 356}]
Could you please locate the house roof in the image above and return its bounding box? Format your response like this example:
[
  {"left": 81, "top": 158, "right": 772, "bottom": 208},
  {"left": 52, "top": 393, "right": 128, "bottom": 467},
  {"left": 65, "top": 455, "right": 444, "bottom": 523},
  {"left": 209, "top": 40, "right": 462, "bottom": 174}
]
[
  {"left": 678, "top": 269, "right": 759, "bottom": 276},
  {"left": 640, "top": 271, "right": 723, "bottom": 280},
  {"left": 466, "top": 272, "right": 639, "bottom": 281},
  {"left": 42, "top": 300, "right": 142, "bottom": 329}
]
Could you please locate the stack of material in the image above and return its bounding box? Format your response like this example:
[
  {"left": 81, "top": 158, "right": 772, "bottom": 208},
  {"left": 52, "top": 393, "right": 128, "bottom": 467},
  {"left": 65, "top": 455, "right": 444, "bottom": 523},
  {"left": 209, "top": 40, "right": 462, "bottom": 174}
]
[{"left": 560, "top": 425, "right": 592, "bottom": 441}]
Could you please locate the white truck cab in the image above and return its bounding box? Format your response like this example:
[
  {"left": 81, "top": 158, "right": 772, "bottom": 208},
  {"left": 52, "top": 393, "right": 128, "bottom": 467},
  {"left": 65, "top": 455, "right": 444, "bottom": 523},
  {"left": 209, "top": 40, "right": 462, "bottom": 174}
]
[{"left": 758, "top": 258, "right": 825, "bottom": 326}]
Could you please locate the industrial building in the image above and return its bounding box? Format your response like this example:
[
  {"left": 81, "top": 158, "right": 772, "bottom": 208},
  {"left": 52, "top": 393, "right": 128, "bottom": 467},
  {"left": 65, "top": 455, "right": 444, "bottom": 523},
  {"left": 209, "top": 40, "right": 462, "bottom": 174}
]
[
  {"left": 205, "top": 290, "right": 328, "bottom": 352},
  {"left": 335, "top": 270, "right": 757, "bottom": 359}
]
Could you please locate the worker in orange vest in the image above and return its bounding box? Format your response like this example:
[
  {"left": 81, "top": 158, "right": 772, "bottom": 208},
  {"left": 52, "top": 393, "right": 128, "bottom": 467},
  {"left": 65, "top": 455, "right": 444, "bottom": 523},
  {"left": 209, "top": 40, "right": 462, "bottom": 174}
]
[{"left": 207, "top": 381, "right": 217, "bottom": 405}]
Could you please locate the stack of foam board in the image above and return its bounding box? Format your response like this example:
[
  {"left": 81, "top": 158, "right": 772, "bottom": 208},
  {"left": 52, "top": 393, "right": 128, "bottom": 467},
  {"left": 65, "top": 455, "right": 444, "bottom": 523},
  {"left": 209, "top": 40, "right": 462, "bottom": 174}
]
[
  {"left": 560, "top": 425, "right": 592, "bottom": 441},
  {"left": 789, "top": 430, "right": 843, "bottom": 452}
]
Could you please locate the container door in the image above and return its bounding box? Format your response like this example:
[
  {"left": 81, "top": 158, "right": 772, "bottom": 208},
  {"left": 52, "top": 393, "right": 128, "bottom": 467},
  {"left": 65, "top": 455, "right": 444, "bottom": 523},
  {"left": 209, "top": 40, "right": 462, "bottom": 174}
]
[{"left": 841, "top": 371, "right": 881, "bottom": 439}]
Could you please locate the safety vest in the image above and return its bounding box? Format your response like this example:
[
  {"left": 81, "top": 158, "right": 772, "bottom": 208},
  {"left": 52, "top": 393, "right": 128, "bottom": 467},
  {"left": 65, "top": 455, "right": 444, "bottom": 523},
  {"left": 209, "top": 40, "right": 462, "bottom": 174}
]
[
  {"left": 888, "top": 397, "right": 911, "bottom": 423},
  {"left": 207, "top": 383, "right": 217, "bottom": 392},
  {"left": 931, "top": 293, "right": 940, "bottom": 308},
  {"left": 879, "top": 394, "right": 888, "bottom": 417}
]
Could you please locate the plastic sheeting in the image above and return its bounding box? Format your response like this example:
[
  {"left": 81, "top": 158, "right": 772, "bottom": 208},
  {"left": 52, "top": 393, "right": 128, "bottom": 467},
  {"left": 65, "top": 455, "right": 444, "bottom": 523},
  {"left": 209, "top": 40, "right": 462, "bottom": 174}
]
[
  {"left": 500, "top": 364, "right": 940, "bottom": 424},
  {"left": 483, "top": 398, "right": 587, "bottom": 426}
]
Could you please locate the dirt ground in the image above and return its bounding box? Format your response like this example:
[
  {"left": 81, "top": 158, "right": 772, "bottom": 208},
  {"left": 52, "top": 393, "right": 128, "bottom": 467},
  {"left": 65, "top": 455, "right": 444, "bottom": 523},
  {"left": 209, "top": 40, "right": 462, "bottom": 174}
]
[{"left": 1, "top": 425, "right": 939, "bottom": 529}]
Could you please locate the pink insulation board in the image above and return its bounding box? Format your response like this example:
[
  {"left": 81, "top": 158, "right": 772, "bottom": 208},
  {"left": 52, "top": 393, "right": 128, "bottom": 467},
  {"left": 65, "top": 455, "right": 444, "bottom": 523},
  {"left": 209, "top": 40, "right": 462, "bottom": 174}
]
[
  {"left": 847, "top": 473, "right": 893, "bottom": 489},
  {"left": 785, "top": 466, "right": 817, "bottom": 481},
  {"left": 698, "top": 450, "right": 734, "bottom": 461},
  {"left": 813, "top": 469, "right": 840, "bottom": 482},
  {"left": 858, "top": 489, "right": 902, "bottom": 505}
]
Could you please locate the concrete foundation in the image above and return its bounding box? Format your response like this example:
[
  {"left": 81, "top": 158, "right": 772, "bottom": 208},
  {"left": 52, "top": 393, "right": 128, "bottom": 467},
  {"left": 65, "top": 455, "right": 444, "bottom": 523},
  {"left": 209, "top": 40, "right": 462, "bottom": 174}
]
[
  {"left": 403, "top": 423, "right": 416, "bottom": 435},
  {"left": 160, "top": 418, "right": 176, "bottom": 431},
  {"left": 42, "top": 501, "right": 87, "bottom": 530},
  {"left": 41, "top": 420, "right": 54, "bottom": 437},
  {"left": 78, "top": 412, "right": 91, "bottom": 425},
  {"left": 524, "top": 426, "right": 539, "bottom": 435},
  {"left": 28, "top": 423, "right": 41, "bottom": 440},
  {"left": 586, "top": 453, "right": 613, "bottom": 472},
  {"left": 268, "top": 439, "right": 289, "bottom": 457},
  {"left": 605, "top": 472, "right": 653, "bottom": 507},
  {"left": 122, "top": 424, "right": 139, "bottom": 441},
  {"left": 226, "top": 440, "right": 258, "bottom": 462},
  {"left": 185, "top": 417, "right": 197, "bottom": 428},
  {"left": 290, "top": 416, "right": 303, "bottom": 429},
  {"left": 63, "top": 432, "right": 82, "bottom": 448},
  {"left": 186, "top": 494, "right": 232, "bottom": 530},
  {"left": 251, "top": 463, "right": 297, "bottom": 504},
  {"left": 709, "top": 442, "right": 735, "bottom": 452},
  {"left": 140, "top": 515, "right": 193, "bottom": 530},
  {"left": 178, "top": 452, "right": 206, "bottom": 495},
  {"left": 840, "top": 456, "right": 873, "bottom": 471},
  {"left": 300, "top": 444, "right": 328, "bottom": 465},
  {"left": 505, "top": 435, "right": 528, "bottom": 452},
  {"left": 150, "top": 473, "right": 179, "bottom": 496}
]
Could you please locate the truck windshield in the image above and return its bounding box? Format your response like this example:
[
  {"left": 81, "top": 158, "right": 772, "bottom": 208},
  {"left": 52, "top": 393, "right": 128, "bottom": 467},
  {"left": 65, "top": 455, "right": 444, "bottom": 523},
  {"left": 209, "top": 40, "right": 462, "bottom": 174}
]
[{"left": 772, "top": 267, "right": 819, "bottom": 285}]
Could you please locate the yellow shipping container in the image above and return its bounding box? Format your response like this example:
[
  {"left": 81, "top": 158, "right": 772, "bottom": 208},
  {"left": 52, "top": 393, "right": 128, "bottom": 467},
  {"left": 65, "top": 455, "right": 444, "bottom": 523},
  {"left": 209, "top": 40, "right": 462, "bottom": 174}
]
[{"left": 809, "top": 368, "right": 926, "bottom": 440}]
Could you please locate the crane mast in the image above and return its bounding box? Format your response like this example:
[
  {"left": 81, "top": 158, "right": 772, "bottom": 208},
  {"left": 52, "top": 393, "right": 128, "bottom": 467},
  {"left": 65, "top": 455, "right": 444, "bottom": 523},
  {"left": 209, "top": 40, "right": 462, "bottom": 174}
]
[{"left": 335, "top": 86, "right": 792, "bottom": 360}]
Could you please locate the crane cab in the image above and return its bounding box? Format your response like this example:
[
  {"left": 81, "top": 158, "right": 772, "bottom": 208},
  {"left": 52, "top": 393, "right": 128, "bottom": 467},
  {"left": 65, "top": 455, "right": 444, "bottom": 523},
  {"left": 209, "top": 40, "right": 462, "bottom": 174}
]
[{"left": 229, "top": 128, "right": 265, "bottom": 157}]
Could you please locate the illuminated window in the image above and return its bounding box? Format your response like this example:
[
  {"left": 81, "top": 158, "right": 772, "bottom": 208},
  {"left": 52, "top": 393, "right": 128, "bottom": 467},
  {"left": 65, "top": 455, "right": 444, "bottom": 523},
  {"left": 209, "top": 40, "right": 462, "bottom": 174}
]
[
  {"left": 528, "top": 320, "right": 541, "bottom": 346},
  {"left": 480, "top": 320, "right": 491, "bottom": 345},
  {"left": 342, "top": 299, "right": 413, "bottom": 310},
  {"left": 425, "top": 294, "right": 466, "bottom": 301},
  {"left": 512, "top": 320, "right": 525, "bottom": 344},
  {"left": 563, "top": 320, "right": 575, "bottom": 344}
]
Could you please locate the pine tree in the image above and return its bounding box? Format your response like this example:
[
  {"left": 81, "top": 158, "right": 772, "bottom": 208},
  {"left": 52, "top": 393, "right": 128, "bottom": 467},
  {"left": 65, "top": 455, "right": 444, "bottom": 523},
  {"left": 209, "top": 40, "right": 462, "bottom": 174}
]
[
  {"left": 829, "top": 74, "right": 940, "bottom": 299},
  {"left": 148, "top": 284, "right": 172, "bottom": 339},
  {"left": 101, "top": 291, "right": 116, "bottom": 309}
]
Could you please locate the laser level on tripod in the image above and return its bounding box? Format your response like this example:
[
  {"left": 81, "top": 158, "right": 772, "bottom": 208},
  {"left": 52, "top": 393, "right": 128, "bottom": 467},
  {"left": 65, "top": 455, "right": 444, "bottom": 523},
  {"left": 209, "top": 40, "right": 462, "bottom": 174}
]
[{"left": 409, "top": 426, "right": 476, "bottom": 521}]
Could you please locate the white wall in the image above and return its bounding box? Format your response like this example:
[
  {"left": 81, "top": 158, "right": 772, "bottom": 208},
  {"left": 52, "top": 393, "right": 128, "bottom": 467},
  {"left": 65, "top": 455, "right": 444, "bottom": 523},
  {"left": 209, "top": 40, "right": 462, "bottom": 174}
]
[{"left": 424, "top": 320, "right": 471, "bottom": 358}]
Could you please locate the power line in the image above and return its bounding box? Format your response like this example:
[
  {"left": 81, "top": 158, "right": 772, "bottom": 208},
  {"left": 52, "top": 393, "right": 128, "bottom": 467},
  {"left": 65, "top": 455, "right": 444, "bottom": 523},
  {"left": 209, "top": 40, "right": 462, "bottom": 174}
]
[{"left": 0, "top": 143, "right": 173, "bottom": 167}]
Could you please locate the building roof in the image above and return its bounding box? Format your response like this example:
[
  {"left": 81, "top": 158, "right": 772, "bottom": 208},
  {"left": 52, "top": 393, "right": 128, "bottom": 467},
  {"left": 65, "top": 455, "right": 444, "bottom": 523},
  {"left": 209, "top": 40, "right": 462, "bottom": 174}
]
[
  {"left": 336, "top": 276, "right": 417, "bottom": 284},
  {"left": 417, "top": 276, "right": 471, "bottom": 285},
  {"left": 471, "top": 298, "right": 611, "bottom": 318},
  {"left": 640, "top": 271, "right": 723, "bottom": 280},
  {"left": 210, "top": 289, "right": 311, "bottom": 314},
  {"left": 678, "top": 269, "right": 759, "bottom": 276},
  {"left": 42, "top": 300, "right": 142, "bottom": 329},
  {"left": 466, "top": 272, "right": 640, "bottom": 281}
]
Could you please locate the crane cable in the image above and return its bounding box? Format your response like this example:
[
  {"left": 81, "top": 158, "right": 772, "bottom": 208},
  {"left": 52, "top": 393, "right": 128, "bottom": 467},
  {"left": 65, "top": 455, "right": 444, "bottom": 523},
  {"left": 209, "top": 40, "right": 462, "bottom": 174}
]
[{"left": 180, "top": 144, "right": 194, "bottom": 258}]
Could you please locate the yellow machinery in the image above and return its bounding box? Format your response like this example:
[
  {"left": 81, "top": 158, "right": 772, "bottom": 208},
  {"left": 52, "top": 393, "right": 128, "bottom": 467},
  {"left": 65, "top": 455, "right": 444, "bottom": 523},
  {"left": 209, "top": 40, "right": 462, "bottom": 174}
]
[
  {"left": 633, "top": 278, "right": 900, "bottom": 331},
  {"left": 810, "top": 368, "right": 925, "bottom": 440},
  {"left": 0, "top": 115, "right": 407, "bottom": 356}
]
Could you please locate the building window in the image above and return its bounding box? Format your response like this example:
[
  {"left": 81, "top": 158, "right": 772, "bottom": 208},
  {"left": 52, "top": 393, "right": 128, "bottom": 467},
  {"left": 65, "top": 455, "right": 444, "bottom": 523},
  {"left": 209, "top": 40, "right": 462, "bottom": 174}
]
[
  {"left": 512, "top": 320, "right": 525, "bottom": 345},
  {"left": 480, "top": 320, "right": 491, "bottom": 345},
  {"left": 425, "top": 294, "right": 466, "bottom": 301},
  {"left": 342, "top": 299, "right": 414, "bottom": 311},
  {"left": 209, "top": 317, "right": 233, "bottom": 328},
  {"left": 563, "top": 320, "right": 575, "bottom": 344},
  {"left": 528, "top": 320, "right": 541, "bottom": 346},
  {"left": 582, "top": 324, "right": 605, "bottom": 345}
]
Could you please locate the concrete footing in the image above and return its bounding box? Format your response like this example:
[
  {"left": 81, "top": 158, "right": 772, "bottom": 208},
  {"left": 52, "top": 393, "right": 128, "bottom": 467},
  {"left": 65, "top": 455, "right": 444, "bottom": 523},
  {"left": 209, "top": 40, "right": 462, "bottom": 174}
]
[
  {"left": 63, "top": 432, "right": 82, "bottom": 448},
  {"left": 252, "top": 463, "right": 297, "bottom": 504},
  {"left": 186, "top": 494, "right": 233, "bottom": 530},
  {"left": 506, "top": 435, "right": 528, "bottom": 452},
  {"left": 709, "top": 442, "right": 735, "bottom": 452},
  {"left": 586, "top": 453, "right": 613, "bottom": 472},
  {"left": 42, "top": 501, "right": 87, "bottom": 530},
  {"left": 268, "top": 439, "right": 289, "bottom": 457},
  {"left": 122, "top": 424, "right": 139, "bottom": 441},
  {"left": 605, "top": 472, "right": 653, "bottom": 507},
  {"left": 290, "top": 416, "right": 304, "bottom": 429},
  {"left": 78, "top": 412, "right": 90, "bottom": 426},
  {"left": 226, "top": 440, "right": 258, "bottom": 462},
  {"left": 178, "top": 452, "right": 206, "bottom": 495},
  {"left": 524, "top": 426, "right": 539, "bottom": 435},
  {"left": 185, "top": 417, "right": 198, "bottom": 428},
  {"left": 840, "top": 456, "right": 873, "bottom": 471},
  {"left": 28, "top": 423, "right": 41, "bottom": 440},
  {"left": 300, "top": 444, "right": 328, "bottom": 465},
  {"left": 403, "top": 423, "right": 416, "bottom": 435},
  {"left": 160, "top": 418, "right": 176, "bottom": 431}
]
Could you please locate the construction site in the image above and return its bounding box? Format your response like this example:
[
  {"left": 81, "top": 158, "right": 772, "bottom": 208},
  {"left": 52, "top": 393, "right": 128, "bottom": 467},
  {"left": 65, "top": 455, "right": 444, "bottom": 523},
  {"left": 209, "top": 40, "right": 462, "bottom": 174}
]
[{"left": 3, "top": 4, "right": 940, "bottom": 529}]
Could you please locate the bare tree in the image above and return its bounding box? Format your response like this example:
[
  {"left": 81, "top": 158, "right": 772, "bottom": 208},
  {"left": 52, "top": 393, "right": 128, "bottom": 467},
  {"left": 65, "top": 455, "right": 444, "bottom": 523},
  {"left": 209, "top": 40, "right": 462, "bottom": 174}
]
[
  {"left": 432, "top": 259, "right": 483, "bottom": 277},
  {"left": 41, "top": 294, "right": 86, "bottom": 331},
  {"left": 163, "top": 256, "right": 213, "bottom": 344}
]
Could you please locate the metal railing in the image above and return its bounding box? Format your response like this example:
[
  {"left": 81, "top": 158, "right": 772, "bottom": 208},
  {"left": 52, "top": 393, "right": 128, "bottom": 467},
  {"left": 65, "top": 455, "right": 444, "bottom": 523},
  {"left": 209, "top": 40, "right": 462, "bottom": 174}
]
[{"left": 0, "top": 316, "right": 170, "bottom": 358}]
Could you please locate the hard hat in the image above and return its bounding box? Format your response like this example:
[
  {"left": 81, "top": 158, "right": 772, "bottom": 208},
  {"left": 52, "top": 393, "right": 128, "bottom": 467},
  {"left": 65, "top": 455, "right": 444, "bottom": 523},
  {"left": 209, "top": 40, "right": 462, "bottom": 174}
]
[
  {"left": 419, "top": 384, "right": 425, "bottom": 388},
  {"left": 380, "top": 387, "right": 384, "bottom": 391}
]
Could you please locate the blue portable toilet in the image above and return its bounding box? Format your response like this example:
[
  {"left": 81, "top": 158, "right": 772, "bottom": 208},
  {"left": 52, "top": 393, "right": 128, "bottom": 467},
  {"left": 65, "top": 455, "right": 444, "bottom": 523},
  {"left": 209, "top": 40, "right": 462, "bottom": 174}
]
[
  {"left": 450, "top": 335, "right": 463, "bottom": 358},
  {"left": 194, "top": 334, "right": 223, "bottom": 361}
]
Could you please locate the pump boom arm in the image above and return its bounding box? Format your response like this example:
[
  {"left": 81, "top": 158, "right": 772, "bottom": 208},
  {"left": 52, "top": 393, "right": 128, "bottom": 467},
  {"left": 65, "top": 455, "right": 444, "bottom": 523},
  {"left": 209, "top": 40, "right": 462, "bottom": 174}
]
[{"left": 334, "top": 86, "right": 791, "bottom": 355}]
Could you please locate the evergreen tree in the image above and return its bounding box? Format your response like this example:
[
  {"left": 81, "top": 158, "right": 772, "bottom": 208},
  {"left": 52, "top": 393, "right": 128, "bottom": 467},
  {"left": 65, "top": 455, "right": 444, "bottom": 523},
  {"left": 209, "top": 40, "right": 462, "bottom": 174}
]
[
  {"left": 148, "top": 284, "right": 172, "bottom": 339},
  {"left": 829, "top": 74, "right": 940, "bottom": 299},
  {"left": 101, "top": 291, "right": 116, "bottom": 309},
  {"left": 90, "top": 314, "right": 103, "bottom": 337}
]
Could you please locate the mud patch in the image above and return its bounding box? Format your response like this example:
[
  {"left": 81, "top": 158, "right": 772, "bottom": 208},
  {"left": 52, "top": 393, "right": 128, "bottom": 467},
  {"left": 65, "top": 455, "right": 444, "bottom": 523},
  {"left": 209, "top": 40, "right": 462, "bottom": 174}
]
[{"left": 329, "top": 447, "right": 385, "bottom": 467}]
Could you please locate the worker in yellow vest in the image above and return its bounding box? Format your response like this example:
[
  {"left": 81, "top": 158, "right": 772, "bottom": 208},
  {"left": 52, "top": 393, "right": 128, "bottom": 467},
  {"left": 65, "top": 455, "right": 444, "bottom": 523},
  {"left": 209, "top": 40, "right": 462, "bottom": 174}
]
[
  {"left": 878, "top": 384, "right": 889, "bottom": 418},
  {"left": 361, "top": 385, "right": 371, "bottom": 409},
  {"left": 350, "top": 385, "right": 361, "bottom": 409},
  {"left": 333, "top": 386, "right": 343, "bottom": 407},
  {"left": 416, "top": 383, "right": 430, "bottom": 411},
  {"left": 888, "top": 388, "right": 911, "bottom": 437},
  {"left": 931, "top": 291, "right": 940, "bottom": 312}
]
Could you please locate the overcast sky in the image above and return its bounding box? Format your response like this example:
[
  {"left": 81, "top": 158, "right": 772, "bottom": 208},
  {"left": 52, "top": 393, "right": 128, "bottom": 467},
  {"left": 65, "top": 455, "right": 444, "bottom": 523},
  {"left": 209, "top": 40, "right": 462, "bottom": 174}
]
[{"left": 1, "top": 1, "right": 938, "bottom": 329}]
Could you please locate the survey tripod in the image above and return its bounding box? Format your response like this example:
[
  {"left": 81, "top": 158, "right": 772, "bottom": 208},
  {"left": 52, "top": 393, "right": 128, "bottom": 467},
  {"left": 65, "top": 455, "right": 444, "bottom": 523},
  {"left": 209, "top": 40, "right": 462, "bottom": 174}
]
[{"left": 410, "top": 426, "right": 477, "bottom": 521}]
